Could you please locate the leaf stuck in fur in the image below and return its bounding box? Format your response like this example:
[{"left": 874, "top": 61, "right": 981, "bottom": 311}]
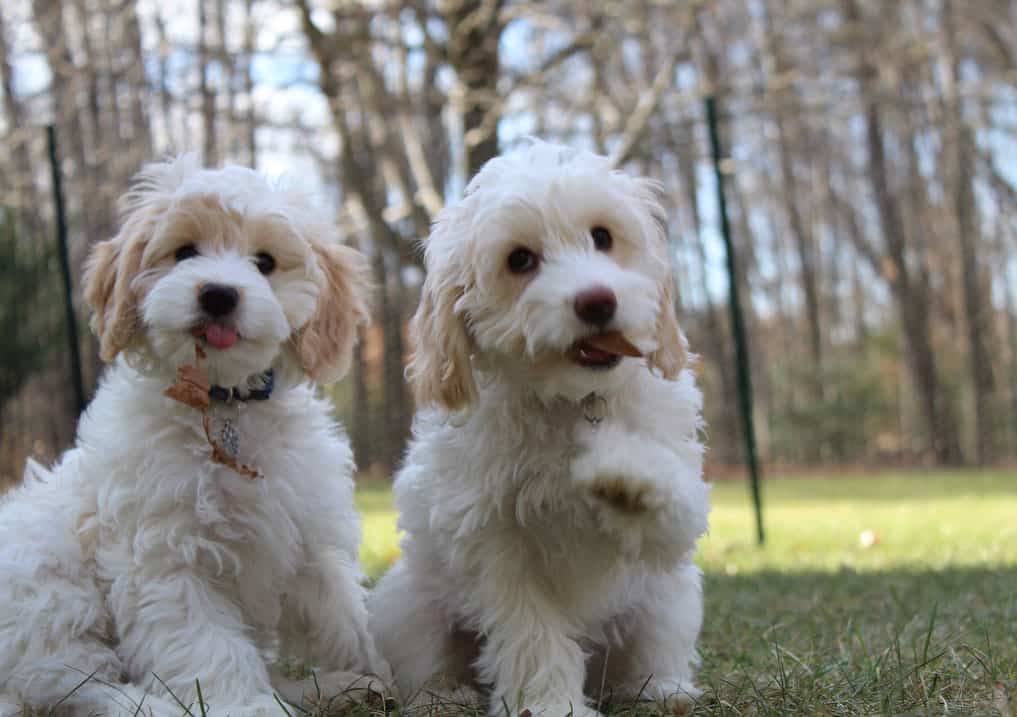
[
  {"left": 163, "top": 363, "right": 212, "bottom": 411},
  {"left": 163, "top": 344, "right": 263, "bottom": 480}
]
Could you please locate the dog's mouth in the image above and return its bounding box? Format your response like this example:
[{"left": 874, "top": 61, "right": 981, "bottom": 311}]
[
  {"left": 191, "top": 323, "right": 240, "bottom": 350},
  {"left": 568, "top": 331, "right": 643, "bottom": 370}
]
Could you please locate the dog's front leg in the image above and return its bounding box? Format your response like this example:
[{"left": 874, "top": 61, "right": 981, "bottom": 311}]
[
  {"left": 571, "top": 422, "right": 709, "bottom": 565},
  {"left": 117, "top": 569, "right": 279, "bottom": 716},
  {"left": 607, "top": 563, "right": 703, "bottom": 713},
  {"left": 275, "top": 548, "right": 390, "bottom": 694},
  {"left": 472, "top": 546, "right": 602, "bottom": 717}
]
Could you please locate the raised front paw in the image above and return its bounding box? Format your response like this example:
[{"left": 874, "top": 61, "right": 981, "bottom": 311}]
[
  {"left": 587, "top": 473, "right": 657, "bottom": 514},
  {"left": 570, "top": 428, "right": 668, "bottom": 515}
]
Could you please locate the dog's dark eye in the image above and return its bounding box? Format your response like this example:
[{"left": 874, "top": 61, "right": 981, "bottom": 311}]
[
  {"left": 174, "top": 243, "right": 199, "bottom": 262},
  {"left": 254, "top": 252, "right": 276, "bottom": 276},
  {"left": 591, "top": 226, "right": 613, "bottom": 252},
  {"left": 507, "top": 248, "right": 539, "bottom": 274}
]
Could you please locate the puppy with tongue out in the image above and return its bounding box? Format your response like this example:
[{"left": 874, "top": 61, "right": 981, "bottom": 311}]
[
  {"left": 192, "top": 283, "right": 242, "bottom": 347},
  {"left": 200, "top": 321, "right": 239, "bottom": 350},
  {"left": 0, "top": 156, "right": 388, "bottom": 717}
]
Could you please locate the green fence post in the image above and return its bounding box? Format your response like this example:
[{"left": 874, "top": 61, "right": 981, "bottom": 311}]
[
  {"left": 705, "top": 96, "right": 765, "bottom": 545},
  {"left": 47, "top": 125, "right": 86, "bottom": 415}
]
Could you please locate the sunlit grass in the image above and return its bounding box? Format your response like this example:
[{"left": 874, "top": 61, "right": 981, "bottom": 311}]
[
  {"left": 353, "top": 470, "right": 1017, "bottom": 715},
  {"left": 356, "top": 470, "right": 1017, "bottom": 579},
  {"left": 39, "top": 472, "right": 1016, "bottom": 716}
]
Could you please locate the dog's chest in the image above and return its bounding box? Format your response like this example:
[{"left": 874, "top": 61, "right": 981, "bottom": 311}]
[{"left": 97, "top": 409, "right": 308, "bottom": 566}]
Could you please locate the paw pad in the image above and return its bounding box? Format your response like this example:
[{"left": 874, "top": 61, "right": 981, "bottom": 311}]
[{"left": 590, "top": 477, "right": 651, "bottom": 513}]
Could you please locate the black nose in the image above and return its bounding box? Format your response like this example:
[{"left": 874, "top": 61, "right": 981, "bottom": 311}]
[
  {"left": 574, "top": 286, "right": 617, "bottom": 326},
  {"left": 198, "top": 283, "right": 239, "bottom": 317}
]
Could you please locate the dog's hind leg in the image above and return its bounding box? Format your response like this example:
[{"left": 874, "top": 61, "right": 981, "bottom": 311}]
[
  {"left": 0, "top": 467, "right": 127, "bottom": 715},
  {"left": 0, "top": 571, "right": 131, "bottom": 716},
  {"left": 368, "top": 560, "right": 479, "bottom": 707}
]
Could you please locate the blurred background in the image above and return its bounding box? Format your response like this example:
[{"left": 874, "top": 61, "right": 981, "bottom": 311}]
[
  {"left": 3, "top": 4, "right": 1017, "bottom": 709},
  {"left": 1, "top": 0, "right": 1016, "bottom": 484}
]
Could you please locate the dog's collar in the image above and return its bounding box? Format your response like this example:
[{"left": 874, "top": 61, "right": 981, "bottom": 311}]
[{"left": 208, "top": 370, "right": 275, "bottom": 403}]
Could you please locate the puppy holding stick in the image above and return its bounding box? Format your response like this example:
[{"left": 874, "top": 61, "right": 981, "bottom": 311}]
[{"left": 370, "top": 142, "right": 710, "bottom": 716}]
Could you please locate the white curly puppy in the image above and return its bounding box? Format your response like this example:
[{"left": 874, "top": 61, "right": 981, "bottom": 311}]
[
  {"left": 0, "top": 156, "right": 387, "bottom": 716},
  {"left": 369, "top": 142, "right": 710, "bottom": 717}
]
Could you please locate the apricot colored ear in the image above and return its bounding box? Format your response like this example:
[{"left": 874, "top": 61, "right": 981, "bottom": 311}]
[
  {"left": 83, "top": 222, "right": 147, "bottom": 361},
  {"left": 294, "top": 242, "right": 371, "bottom": 384},
  {"left": 407, "top": 209, "right": 476, "bottom": 411}
]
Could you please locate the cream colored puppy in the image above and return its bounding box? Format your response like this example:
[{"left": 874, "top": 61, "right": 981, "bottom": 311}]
[
  {"left": 0, "top": 156, "right": 387, "bottom": 716},
  {"left": 370, "top": 141, "right": 710, "bottom": 717}
]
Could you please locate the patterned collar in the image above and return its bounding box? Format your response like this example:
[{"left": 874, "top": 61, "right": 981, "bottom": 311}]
[{"left": 208, "top": 369, "right": 275, "bottom": 403}]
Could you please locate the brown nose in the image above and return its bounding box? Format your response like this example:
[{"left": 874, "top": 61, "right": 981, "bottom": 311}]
[{"left": 574, "top": 286, "right": 617, "bottom": 326}]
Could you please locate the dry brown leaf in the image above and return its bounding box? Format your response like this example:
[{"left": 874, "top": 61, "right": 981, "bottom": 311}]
[
  {"left": 586, "top": 331, "right": 644, "bottom": 357},
  {"left": 164, "top": 343, "right": 262, "bottom": 480},
  {"left": 202, "top": 413, "right": 262, "bottom": 480},
  {"left": 994, "top": 682, "right": 1014, "bottom": 717},
  {"left": 163, "top": 363, "right": 212, "bottom": 410}
]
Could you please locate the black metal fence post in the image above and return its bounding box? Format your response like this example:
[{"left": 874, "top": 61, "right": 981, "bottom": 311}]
[
  {"left": 705, "top": 96, "right": 765, "bottom": 545},
  {"left": 47, "top": 125, "right": 86, "bottom": 416}
]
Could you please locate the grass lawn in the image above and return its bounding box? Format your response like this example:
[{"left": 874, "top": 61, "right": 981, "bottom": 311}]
[{"left": 355, "top": 471, "right": 1017, "bottom": 716}]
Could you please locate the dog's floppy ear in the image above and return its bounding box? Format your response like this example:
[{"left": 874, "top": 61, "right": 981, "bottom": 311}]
[
  {"left": 408, "top": 210, "right": 476, "bottom": 411},
  {"left": 647, "top": 274, "right": 687, "bottom": 380},
  {"left": 83, "top": 219, "right": 148, "bottom": 361},
  {"left": 408, "top": 275, "right": 475, "bottom": 411},
  {"left": 633, "top": 177, "right": 686, "bottom": 380},
  {"left": 294, "top": 239, "right": 371, "bottom": 384},
  {"left": 84, "top": 154, "right": 203, "bottom": 362}
]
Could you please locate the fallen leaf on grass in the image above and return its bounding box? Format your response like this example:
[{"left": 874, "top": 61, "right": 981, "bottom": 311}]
[{"left": 995, "top": 682, "right": 1014, "bottom": 716}]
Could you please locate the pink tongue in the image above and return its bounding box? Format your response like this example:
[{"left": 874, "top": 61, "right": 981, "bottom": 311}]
[{"left": 204, "top": 324, "right": 238, "bottom": 349}]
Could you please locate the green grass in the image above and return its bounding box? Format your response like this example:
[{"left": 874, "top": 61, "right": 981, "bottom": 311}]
[{"left": 355, "top": 471, "right": 1017, "bottom": 716}]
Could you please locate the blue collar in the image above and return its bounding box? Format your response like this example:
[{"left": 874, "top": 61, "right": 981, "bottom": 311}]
[{"left": 208, "top": 370, "right": 275, "bottom": 403}]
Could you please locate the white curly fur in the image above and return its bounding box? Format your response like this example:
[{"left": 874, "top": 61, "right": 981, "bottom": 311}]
[
  {"left": 0, "top": 156, "right": 387, "bottom": 716},
  {"left": 369, "top": 142, "right": 711, "bottom": 717}
]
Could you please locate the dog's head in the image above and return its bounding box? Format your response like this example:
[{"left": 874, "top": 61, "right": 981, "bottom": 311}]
[
  {"left": 83, "top": 154, "right": 369, "bottom": 388},
  {"left": 409, "top": 141, "right": 685, "bottom": 410}
]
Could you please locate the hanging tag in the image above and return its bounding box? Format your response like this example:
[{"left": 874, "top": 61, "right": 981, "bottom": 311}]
[
  {"left": 216, "top": 403, "right": 241, "bottom": 458},
  {"left": 582, "top": 392, "right": 607, "bottom": 427}
]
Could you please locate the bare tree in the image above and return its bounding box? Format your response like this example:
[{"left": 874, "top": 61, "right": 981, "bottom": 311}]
[
  {"left": 840, "top": 0, "right": 961, "bottom": 464},
  {"left": 942, "top": 0, "right": 997, "bottom": 464}
]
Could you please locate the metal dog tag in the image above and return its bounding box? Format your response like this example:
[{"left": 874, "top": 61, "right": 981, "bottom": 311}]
[
  {"left": 582, "top": 392, "right": 607, "bottom": 427},
  {"left": 218, "top": 417, "right": 240, "bottom": 457},
  {"left": 215, "top": 403, "right": 241, "bottom": 458}
]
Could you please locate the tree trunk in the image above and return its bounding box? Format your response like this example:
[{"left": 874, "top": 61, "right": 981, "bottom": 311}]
[
  {"left": 672, "top": 111, "right": 739, "bottom": 464},
  {"left": 762, "top": 1, "right": 823, "bottom": 392},
  {"left": 444, "top": 0, "right": 505, "bottom": 177},
  {"left": 121, "top": 0, "right": 153, "bottom": 163},
  {"left": 154, "top": 10, "right": 174, "bottom": 150},
  {"left": 215, "top": 0, "right": 238, "bottom": 159},
  {"left": 842, "top": 0, "right": 961, "bottom": 464},
  {"left": 32, "top": 0, "right": 91, "bottom": 269},
  {"left": 350, "top": 326, "right": 371, "bottom": 469},
  {"left": 0, "top": 9, "right": 40, "bottom": 231},
  {"left": 242, "top": 0, "right": 258, "bottom": 167},
  {"left": 198, "top": 0, "right": 217, "bottom": 166},
  {"left": 943, "top": 0, "right": 997, "bottom": 464}
]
